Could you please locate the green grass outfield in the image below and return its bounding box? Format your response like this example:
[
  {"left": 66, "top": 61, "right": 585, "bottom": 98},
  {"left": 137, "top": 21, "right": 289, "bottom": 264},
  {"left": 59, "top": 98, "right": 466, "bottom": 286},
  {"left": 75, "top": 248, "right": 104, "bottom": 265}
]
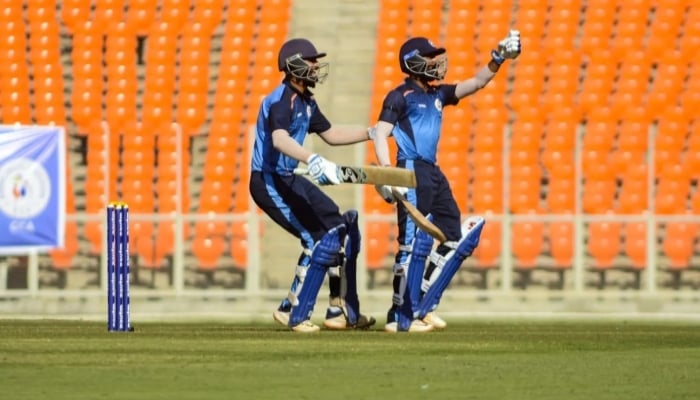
[{"left": 1, "top": 319, "right": 699, "bottom": 400}]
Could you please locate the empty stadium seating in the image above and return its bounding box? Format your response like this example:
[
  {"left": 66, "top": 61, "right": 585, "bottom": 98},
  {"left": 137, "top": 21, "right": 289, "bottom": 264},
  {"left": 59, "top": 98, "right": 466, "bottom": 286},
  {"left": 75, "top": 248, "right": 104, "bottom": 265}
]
[{"left": 2, "top": 0, "right": 698, "bottom": 292}]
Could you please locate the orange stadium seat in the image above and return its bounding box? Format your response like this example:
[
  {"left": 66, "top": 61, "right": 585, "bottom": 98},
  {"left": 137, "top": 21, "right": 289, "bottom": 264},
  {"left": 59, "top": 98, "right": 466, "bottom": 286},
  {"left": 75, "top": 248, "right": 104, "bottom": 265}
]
[
  {"left": 474, "top": 1, "right": 512, "bottom": 56},
  {"left": 661, "top": 221, "right": 698, "bottom": 289},
  {"left": 583, "top": 179, "right": 616, "bottom": 214},
  {"left": 543, "top": 118, "right": 576, "bottom": 154},
  {"left": 94, "top": 0, "right": 126, "bottom": 31},
  {"left": 410, "top": 0, "right": 443, "bottom": 39},
  {"left": 471, "top": 180, "right": 503, "bottom": 214},
  {"left": 510, "top": 82, "right": 544, "bottom": 115},
  {"left": 647, "top": 52, "right": 687, "bottom": 114},
  {"left": 612, "top": 2, "right": 651, "bottom": 57},
  {"left": 512, "top": 221, "right": 544, "bottom": 289},
  {"left": 512, "top": 221, "right": 544, "bottom": 268},
  {"left": 514, "top": 0, "right": 547, "bottom": 49},
  {"left": 192, "top": 0, "right": 224, "bottom": 29},
  {"left": 509, "top": 176, "right": 541, "bottom": 214},
  {"left": 621, "top": 222, "right": 647, "bottom": 288},
  {"left": 580, "top": 0, "right": 616, "bottom": 55},
  {"left": 680, "top": 7, "right": 700, "bottom": 55},
  {"left": 616, "top": 166, "right": 649, "bottom": 214},
  {"left": 546, "top": 179, "right": 575, "bottom": 213},
  {"left": 655, "top": 174, "right": 691, "bottom": 215},
  {"left": 126, "top": 0, "right": 158, "bottom": 36},
  {"left": 472, "top": 220, "right": 500, "bottom": 268},
  {"left": 587, "top": 221, "right": 621, "bottom": 276},
  {"left": 47, "top": 220, "right": 79, "bottom": 274},
  {"left": 60, "top": 0, "right": 91, "bottom": 33},
  {"left": 365, "top": 220, "right": 394, "bottom": 272},
  {"left": 647, "top": 6, "right": 684, "bottom": 56},
  {"left": 192, "top": 235, "right": 226, "bottom": 272},
  {"left": 129, "top": 219, "right": 155, "bottom": 254},
  {"left": 663, "top": 222, "right": 697, "bottom": 268},
  {"left": 544, "top": 3, "right": 580, "bottom": 51},
  {"left": 230, "top": 222, "right": 250, "bottom": 268},
  {"left": 548, "top": 221, "right": 574, "bottom": 268},
  {"left": 611, "top": 52, "right": 651, "bottom": 115},
  {"left": 159, "top": 0, "right": 191, "bottom": 30}
]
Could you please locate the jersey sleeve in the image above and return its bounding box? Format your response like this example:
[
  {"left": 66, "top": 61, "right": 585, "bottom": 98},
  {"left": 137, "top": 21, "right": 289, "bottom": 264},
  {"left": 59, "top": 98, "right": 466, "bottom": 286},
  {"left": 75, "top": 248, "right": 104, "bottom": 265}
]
[
  {"left": 309, "top": 106, "right": 332, "bottom": 133},
  {"left": 269, "top": 100, "right": 293, "bottom": 132},
  {"left": 438, "top": 84, "right": 459, "bottom": 106},
  {"left": 377, "top": 90, "right": 405, "bottom": 124}
]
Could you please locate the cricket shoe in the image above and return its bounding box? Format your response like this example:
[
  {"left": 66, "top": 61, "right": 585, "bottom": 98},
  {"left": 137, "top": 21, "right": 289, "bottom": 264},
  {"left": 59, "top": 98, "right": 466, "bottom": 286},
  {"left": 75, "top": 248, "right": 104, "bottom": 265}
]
[
  {"left": 384, "top": 319, "right": 434, "bottom": 333},
  {"left": 422, "top": 312, "right": 447, "bottom": 329},
  {"left": 272, "top": 304, "right": 291, "bottom": 327},
  {"left": 323, "top": 308, "right": 377, "bottom": 330},
  {"left": 290, "top": 320, "right": 321, "bottom": 333},
  {"left": 272, "top": 310, "right": 290, "bottom": 326}
]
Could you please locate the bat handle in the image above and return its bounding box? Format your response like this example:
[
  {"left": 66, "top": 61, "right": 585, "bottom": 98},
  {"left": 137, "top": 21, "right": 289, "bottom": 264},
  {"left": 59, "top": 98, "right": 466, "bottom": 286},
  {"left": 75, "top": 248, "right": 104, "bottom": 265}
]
[{"left": 293, "top": 168, "right": 308, "bottom": 175}]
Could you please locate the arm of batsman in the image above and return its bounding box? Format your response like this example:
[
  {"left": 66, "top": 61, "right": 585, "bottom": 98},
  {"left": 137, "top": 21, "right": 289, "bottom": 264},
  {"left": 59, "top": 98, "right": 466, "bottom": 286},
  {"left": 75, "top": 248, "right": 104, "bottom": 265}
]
[
  {"left": 375, "top": 184, "right": 408, "bottom": 204},
  {"left": 306, "top": 154, "right": 341, "bottom": 185}
]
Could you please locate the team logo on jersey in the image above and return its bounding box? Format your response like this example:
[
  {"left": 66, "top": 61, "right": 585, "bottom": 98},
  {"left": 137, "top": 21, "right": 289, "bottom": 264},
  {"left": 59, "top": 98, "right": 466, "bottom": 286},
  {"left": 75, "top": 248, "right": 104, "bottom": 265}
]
[
  {"left": 306, "top": 105, "right": 312, "bottom": 118},
  {"left": 434, "top": 98, "right": 443, "bottom": 112}
]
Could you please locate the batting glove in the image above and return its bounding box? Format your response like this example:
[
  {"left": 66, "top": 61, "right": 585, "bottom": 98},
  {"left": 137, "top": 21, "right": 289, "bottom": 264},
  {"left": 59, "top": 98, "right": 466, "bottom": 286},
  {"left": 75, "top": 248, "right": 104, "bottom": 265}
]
[
  {"left": 307, "top": 154, "right": 340, "bottom": 185},
  {"left": 493, "top": 30, "right": 521, "bottom": 64},
  {"left": 375, "top": 184, "right": 408, "bottom": 204}
]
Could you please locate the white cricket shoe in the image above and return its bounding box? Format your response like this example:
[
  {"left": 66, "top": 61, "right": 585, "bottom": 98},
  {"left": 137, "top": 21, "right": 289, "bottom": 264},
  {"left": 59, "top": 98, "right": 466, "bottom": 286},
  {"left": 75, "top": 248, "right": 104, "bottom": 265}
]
[
  {"left": 422, "top": 312, "right": 447, "bottom": 329},
  {"left": 272, "top": 310, "right": 290, "bottom": 326},
  {"left": 384, "top": 319, "right": 434, "bottom": 333},
  {"left": 324, "top": 311, "right": 377, "bottom": 330},
  {"left": 290, "top": 320, "right": 320, "bottom": 333}
]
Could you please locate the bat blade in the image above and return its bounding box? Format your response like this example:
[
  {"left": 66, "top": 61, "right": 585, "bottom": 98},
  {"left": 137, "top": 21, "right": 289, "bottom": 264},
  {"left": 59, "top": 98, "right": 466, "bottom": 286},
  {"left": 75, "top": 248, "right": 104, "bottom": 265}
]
[
  {"left": 391, "top": 188, "right": 447, "bottom": 243},
  {"left": 338, "top": 166, "right": 416, "bottom": 187},
  {"left": 294, "top": 165, "right": 417, "bottom": 188}
]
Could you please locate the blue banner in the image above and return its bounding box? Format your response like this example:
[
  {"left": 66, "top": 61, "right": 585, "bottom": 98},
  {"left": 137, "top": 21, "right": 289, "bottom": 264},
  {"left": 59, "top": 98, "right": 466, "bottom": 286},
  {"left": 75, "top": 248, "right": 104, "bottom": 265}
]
[{"left": 0, "top": 125, "right": 66, "bottom": 253}]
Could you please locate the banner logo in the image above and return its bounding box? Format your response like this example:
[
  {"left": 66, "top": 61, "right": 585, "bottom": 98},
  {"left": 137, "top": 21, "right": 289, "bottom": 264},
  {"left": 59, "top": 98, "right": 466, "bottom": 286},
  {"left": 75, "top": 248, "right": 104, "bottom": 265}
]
[{"left": 0, "top": 157, "right": 52, "bottom": 218}]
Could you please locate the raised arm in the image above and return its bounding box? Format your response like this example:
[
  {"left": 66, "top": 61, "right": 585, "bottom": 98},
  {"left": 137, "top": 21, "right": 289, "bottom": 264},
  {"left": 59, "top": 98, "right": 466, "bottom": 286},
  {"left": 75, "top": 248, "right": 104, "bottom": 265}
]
[{"left": 455, "top": 30, "right": 521, "bottom": 99}]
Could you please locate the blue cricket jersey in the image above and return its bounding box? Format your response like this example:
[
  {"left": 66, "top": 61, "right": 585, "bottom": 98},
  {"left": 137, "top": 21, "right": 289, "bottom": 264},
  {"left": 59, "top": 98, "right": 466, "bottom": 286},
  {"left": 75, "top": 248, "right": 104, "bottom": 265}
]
[
  {"left": 378, "top": 78, "right": 459, "bottom": 164},
  {"left": 251, "top": 81, "right": 331, "bottom": 174}
]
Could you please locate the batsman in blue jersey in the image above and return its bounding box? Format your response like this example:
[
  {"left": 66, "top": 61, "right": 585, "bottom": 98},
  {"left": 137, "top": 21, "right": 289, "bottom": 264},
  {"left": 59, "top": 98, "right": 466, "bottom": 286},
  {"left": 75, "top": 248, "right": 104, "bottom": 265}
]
[
  {"left": 249, "top": 38, "right": 376, "bottom": 332},
  {"left": 371, "top": 32, "right": 521, "bottom": 332}
]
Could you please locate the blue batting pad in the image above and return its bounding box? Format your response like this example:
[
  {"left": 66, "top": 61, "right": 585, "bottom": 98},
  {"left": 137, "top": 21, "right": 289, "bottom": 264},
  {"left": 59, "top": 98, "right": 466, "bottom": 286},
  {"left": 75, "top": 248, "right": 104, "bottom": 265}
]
[
  {"left": 342, "top": 210, "right": 360, "bottom": 325},
  {"left": 416, "top": 217, "right": 484, "bottom": 318},
  {"left": 289, "top": 225, "right": 345, "bottom": 326},
  {"left": 398, "top": 228, "right": 434, "bottom": 331}
]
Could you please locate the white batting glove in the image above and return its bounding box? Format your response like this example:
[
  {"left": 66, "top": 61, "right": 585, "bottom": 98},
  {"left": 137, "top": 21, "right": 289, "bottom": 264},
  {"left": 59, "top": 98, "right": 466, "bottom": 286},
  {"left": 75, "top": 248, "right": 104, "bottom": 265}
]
[
  {"left": 375, "top": 185, "right": 408, "bottom": 204},
  {"left": 307, "top": 154, "right": 340, "bottom": 185},
  {"left": 497, "top": 30, "right": 521, "bottom": 60}
]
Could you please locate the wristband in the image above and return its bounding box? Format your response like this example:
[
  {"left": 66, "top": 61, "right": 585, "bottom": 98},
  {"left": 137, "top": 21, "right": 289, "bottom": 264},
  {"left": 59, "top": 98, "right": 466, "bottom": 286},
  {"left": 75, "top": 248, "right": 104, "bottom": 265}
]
[{"left": 490, "top": 49, "right": 505, "bottom": 65}]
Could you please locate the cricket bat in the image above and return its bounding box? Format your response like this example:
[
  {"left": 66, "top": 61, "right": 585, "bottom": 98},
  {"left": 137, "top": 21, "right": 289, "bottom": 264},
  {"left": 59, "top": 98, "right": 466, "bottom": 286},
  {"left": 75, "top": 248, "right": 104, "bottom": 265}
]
[
  {"left": 294, "top": 165, "right": 417, "bottom": 188},
  {"left": 391, "top": 188, "right": 447, "bottom": 243}
]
